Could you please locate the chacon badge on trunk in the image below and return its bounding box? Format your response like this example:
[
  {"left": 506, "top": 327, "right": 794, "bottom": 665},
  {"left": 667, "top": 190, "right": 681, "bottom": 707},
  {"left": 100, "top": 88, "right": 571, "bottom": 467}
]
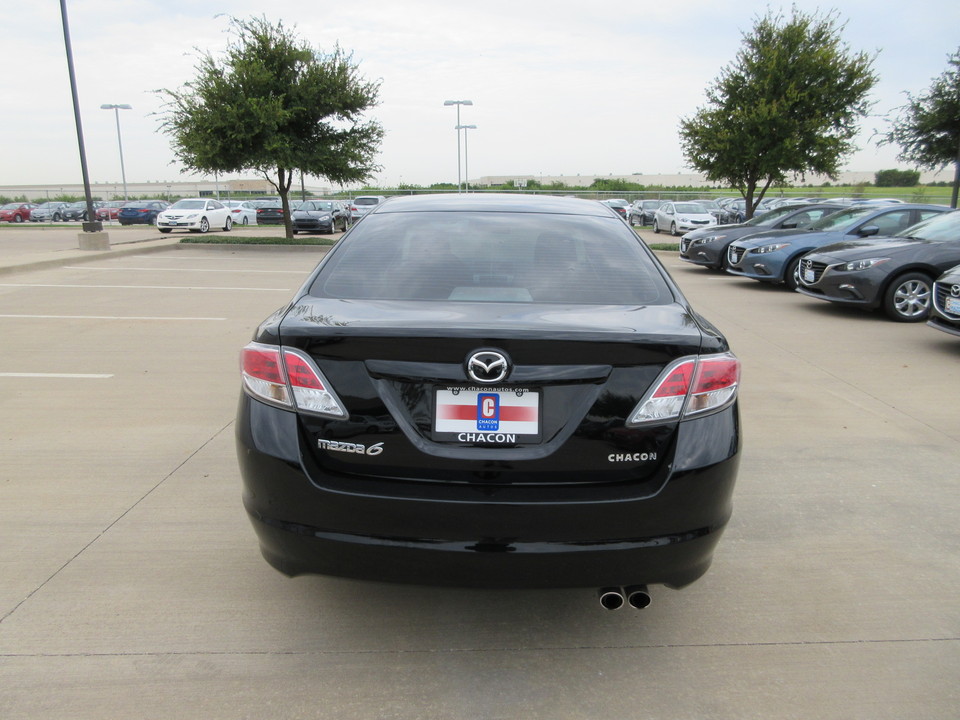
[{"left": 465, "top": 350, "right": 510, "bottom": 384}]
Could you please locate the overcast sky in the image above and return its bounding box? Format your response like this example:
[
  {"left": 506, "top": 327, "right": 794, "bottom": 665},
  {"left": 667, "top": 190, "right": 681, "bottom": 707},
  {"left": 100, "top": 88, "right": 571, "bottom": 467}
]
[{"left": 3, "top": 0, "right": 958, "bottom": 189}]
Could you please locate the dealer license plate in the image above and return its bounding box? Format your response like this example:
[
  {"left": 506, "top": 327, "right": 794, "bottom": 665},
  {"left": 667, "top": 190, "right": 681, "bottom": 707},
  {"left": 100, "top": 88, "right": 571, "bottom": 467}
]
[
  {"left": 946, "top": 296, "right": 960, "bottom": 315},
  {"left": 434, "top": 387, "right": 540, "bottom": 443},
  {"left": 803, "top": 267, "right": 815, "bottom": 283}
]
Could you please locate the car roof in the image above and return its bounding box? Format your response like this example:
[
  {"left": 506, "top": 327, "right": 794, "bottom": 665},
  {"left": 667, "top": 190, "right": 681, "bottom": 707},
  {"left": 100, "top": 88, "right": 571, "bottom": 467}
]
[{"left": 373, "top": 193, "right": 618, "bottom": 217}]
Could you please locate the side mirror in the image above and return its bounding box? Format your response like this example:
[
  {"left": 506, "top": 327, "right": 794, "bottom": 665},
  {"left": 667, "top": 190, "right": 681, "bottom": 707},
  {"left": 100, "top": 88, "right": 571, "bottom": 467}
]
[
  {"left": 858, "top": 225, "right": 880, "bottom": 237},
  {"left": 781, "top": 221, "right": 798, "bottom": 229}
]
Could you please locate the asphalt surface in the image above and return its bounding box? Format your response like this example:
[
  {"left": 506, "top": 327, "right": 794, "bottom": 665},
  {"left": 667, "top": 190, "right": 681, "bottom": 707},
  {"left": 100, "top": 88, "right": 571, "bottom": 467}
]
[{"left": 0, "top": 223, "right": 957, "bottom": 719}]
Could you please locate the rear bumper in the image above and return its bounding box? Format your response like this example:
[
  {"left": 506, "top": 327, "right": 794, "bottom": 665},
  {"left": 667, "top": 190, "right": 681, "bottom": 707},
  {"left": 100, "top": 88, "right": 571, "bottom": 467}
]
[{"left": 235, "top": 394, "right": 741, "bottom": 589}]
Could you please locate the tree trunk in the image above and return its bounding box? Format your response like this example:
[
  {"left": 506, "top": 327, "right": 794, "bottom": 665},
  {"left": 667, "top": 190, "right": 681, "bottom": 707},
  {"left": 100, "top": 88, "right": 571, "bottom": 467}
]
[
  {"left": 951, "top": 136, "right": 960, "bottom": 209},
  {"left": 276, "top": 166, "right": 294, "bottom": 239}
]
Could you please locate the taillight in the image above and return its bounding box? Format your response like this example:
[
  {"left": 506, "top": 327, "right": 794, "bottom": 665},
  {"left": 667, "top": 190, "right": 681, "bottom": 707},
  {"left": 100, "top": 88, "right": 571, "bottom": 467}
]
[
  {"left": 628, "top": 353, "right": 739, "bottom": 425},
  {"left": 240, "top": 342, "right": 346, "bottom": 418}
]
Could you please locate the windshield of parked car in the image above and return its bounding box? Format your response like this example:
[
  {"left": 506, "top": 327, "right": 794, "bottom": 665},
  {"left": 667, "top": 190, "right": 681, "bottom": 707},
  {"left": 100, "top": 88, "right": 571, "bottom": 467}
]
[
  {"left": 807, "top": 206, "right": 875, "bottom": 231},
  {"left": 695, "top": 201, "right": 720, "bottom": 211},
  {"left": 170, "top": 200, "right": 206, "bottom": 210},
  {"left": 675, "top": 203, "right": 707, "bottom": 214},
  {"left": 745, "top": 205, "right": 809, "bottom": 227},
  {"left": 311, "top": 212, "right": 672, "bottom": 305},
  {"left": 299, "top": 201, "right": 334, "bottom": 211},
  {"left": 1, "top": 203, "right": 19, "bottom": 210},
  {"left": 354, "top": 197, "right": 381, "bottom": 206},
  {"left": 899, "top": 210, "right": 960, "bottom": 241}
]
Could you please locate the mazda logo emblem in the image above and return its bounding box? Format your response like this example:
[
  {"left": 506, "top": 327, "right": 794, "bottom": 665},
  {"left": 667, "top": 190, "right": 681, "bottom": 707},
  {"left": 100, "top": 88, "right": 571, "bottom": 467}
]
[
  {"left": 466, "top": 350, "right": 510, "bottom": 384},
  {"left": 951, "top": 284, "right": 960, "bottom": 298}
]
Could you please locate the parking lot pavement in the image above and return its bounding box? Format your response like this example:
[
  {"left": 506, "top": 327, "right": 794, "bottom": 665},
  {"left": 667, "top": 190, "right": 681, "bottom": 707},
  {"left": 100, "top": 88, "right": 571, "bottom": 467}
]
[{"left": 0, "top": 244, "right": 957, "bottom": 719}]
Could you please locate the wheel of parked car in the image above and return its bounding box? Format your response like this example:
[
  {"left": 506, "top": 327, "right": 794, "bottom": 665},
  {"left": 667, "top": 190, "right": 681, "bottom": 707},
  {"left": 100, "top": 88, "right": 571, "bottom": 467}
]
[
  {"left": 159, "top": 228, "right": 172, "bottom": 234},
  {"left": 223, "top": 217, "right": 232, "bottom": 231},
  {"left": 53, "top": 213, "right": 62, "bottom": 222},
  {"left": 883, "top": 272, "right": 933, "bottom": 322},
  {"left": 14, "top": 214, "right": 23, "bottom": 223},
  {"left": 670, "top": 222, "right": 678, "bottom": 236},
  {"left": 241, "top": 216, "right": 248, "bottom": 225},
  {"left": 653, "top": 220, "right": 660, "bottom": 234},
  {"left": 199, "top": 217, "right": 209, "bottom": 233}
]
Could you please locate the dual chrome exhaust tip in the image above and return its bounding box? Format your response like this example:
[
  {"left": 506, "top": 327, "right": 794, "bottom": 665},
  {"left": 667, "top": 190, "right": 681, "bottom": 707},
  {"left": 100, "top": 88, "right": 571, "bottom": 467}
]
[{"left": 598, "top": 585, "right": 652, "bottom": 610}]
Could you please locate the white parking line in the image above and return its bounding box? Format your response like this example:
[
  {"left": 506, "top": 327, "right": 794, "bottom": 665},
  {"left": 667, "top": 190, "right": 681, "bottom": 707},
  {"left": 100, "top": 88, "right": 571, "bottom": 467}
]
[
  {"left": 0, "top": 373, "right": 113, "bottom": 379},
  {"left": 0, "top": 314, "right": 225, "bottom": 321},
  {"left": 63, "top": 266, "right": 306, "bottom": 274},
  {"left": 0, "top": 283, "right": 290, "bottom": 291}
]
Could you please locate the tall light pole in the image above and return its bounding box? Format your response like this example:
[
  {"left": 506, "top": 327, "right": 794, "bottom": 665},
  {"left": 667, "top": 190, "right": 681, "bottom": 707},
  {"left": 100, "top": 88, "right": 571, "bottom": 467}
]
[
  {"left": 443, "top": 99, "right": 472, "bottom": 192},
  {"left": 100, "top": 103, "right": 132, "bottom": 200},
  {"left": 456, "top": 125, "right": 477, "bottom": 193}
]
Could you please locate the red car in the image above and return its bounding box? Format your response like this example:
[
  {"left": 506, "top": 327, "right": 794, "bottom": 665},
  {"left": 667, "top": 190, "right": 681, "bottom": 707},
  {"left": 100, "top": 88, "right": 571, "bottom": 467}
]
[
  {"left": 0, "top": 203, "right": 38, "bottom": 223},
  {"left": 96, "top": 200, "right": 127, "bottom": 221}
]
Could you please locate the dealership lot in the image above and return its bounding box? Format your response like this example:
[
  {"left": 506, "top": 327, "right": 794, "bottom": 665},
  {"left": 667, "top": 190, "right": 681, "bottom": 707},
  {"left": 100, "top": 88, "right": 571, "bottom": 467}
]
[{"left": 0, "top": 228, "right": 957, "bottom": 719}]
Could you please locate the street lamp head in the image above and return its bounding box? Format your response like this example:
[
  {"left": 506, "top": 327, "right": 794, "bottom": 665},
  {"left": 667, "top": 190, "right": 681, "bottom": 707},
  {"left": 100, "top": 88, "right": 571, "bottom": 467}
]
[
  {"left": 455, "top": 124, "right": 478, "bottom": 130},
  {"left": 100, "top": 103, "right": 132, "bottom": 110},
  {"left": 443, "top": 100, "right": 473, "bottom": 106}
]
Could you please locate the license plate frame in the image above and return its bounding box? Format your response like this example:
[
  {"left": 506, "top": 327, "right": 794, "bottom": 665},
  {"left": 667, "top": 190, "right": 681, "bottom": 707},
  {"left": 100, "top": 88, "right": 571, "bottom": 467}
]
[{"left": 433, "top": 387, "right": 541, "bottom": 444}]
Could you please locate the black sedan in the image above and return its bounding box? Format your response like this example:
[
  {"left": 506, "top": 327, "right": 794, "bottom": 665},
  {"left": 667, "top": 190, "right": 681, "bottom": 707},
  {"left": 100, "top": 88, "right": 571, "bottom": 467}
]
[
  {"left": 255, "top": 202, "right": 285, "bottom": 225},
  {"left": 236, "top": 194, "right": 741, "bottom": 606},
  {"left": 796, "top": 210, "right": 960, "bottom": 321},
  {"left": 61, "top": 201, "right": 103, "bottom": 222},
  {"left": 117, "top": 200, "right": 168, "bottom": 225},
  {"left": 292, "top": 200, "right": 350, "bottom": 234},
  {"left": 680, "top": 203, "right": 845, "bottom": 269},
  {"left": 929, "top": 264, "right": 960, "bottom": 337},
  {"left": 599, "top": 198, "right": 629, "bottom": 220}
]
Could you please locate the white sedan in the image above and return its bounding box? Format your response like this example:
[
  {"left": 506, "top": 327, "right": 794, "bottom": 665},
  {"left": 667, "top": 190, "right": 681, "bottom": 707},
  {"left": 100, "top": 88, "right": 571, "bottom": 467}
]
[
  {"left": 157, "top": 198, "right": 232, "bottom": 233},
  {"left": 222, "top": 200, "right": 258, "bottom": 226},
  {"left": 653, "top": 201, "right": 717, "bottom": 236}
]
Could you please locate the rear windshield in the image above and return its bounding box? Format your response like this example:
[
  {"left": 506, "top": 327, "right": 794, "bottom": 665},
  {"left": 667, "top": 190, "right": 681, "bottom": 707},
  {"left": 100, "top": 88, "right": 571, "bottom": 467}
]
[
  {"left": 310, "top": 212, "right": 672, "bottom": 305},
  {"left": 354, "top": 197, "right": 381, "bottom": 206},
  {"left": 300, "top": 201, "right": 334, "bottom": 211}
]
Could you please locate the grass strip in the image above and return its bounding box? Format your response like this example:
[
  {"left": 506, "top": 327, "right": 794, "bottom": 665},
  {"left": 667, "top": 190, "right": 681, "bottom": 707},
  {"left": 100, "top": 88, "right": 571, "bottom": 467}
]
[{"left": 178, "top": 235, "right": 338, "bottom": 246}]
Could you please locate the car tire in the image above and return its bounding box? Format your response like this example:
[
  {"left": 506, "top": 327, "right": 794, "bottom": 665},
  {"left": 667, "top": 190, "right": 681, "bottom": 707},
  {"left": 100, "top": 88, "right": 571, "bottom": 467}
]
[
  {"left": 783, "top": 256, "right": 802, "bottom": 290},
  {"left": 241, "top": 216, "right": 248, "bottom": 225},
  {"left": 223, "top": 217, "right": 232, "bottom": 232},
  {"left": 653, "top": 220, "right": 660, "bottom": 234},
  {"left": 53, "top": 213, "right": 62, "bottom": 222},
  {"left": 14, "top": 215, "right": 23, "bottom": 223},
  {"left": 159, "top": 228, "right": 172, "bottom": 234},
  {"left": 671, "top": 222, "right": 679, "bottom": 236},
  {"left": 883, "top": 272, "right": 932, "bottom": 322},
  {"left": 199, "top": 217, "right": 209, "bottom": 233}
]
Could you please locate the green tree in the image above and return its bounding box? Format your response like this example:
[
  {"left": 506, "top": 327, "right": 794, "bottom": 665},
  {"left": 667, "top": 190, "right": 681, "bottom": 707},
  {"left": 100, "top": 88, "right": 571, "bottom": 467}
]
[
  {"left": 679, "top": 8, "right": 876, "bottom": 219},
  {"left": 874, "top": 169, "right": 920, "bottom": 187},
  {"left": 158, "top": 16, "right": 383, "bottom": 237},
  {"left": 880, "top": 48, "right": 960, "bottom": 208}
]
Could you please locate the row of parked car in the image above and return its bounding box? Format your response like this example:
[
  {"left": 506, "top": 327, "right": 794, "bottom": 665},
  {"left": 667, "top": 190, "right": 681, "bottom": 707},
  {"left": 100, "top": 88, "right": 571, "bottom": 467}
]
[
  {"left": 1, "top": 195, "right": 390, "bottom": 232},
  {"left": 672, "top": 199, "right": 960, "bottom": 336}
]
